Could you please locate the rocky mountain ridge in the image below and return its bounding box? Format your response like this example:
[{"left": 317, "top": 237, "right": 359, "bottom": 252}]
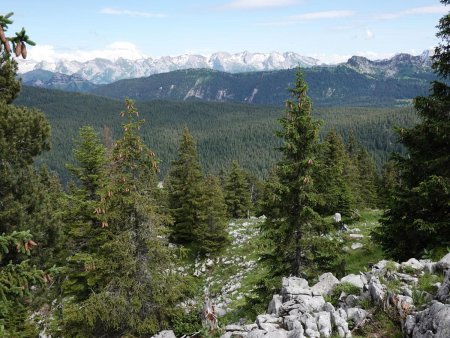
[
  {"left": 17, "top": 51, "right": 320, "bottom": 84},
  {"left": 17, "top": 50, "right": 432, "bottom": 86}
]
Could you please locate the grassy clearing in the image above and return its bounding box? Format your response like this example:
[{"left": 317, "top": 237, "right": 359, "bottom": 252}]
[{"left": 341, "top": 209, "right": 385, "bottom": 274}]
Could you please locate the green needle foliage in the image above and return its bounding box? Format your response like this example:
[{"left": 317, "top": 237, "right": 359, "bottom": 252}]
[
  {"left": 167, "top": 127, "right": 229, "bottom": 256},
  {"left": 374, "top": 1, "right": 450, "bottom": 260},
  {"left": 224, "top": 160, "right": 252, "bottom": 219},
  {"left": 61, "top": 100, "right": 187, "bottom": 337},
  {"left": 167, "top": 127, "right": 206, "bottom": 249},
  {"left": 258, "top": 71, "right": 341, "bottom": 300},
  {"left": 0, "top": 12, "right": 64, "bottom": 336},
  {"left": 316, "top": 129, "right": 355, "bottom": 216}
]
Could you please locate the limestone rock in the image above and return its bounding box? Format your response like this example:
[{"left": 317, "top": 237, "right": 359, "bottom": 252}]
[
  {"left": 154, "top": 330, "right": 176, "bottom": 338},
  {"left": 268, "top": 294, "right": 284, "bottom": 316},
  {"left": 436, "top": 252, "right": 450, "bottom": 271},
  {"left": 315, "top": 311, "right": 332, "bottom": 337},
  {"left": 346, "top": 307, "right": 368, "bottom": 325},
  {"left": 351, "top": 243, "right": 363, "bottom": 250},
  {"left": 225, "top": 324, "right": 245, "bottom": 331},
  {"left": 436, "top": 269, "right": 450, "bottom": 304},
  {"left": 369, "top": 276, "right": 385, "bottom": 304},
  {"left": 401, "top": 258, "right": 425, "bottom": 272},
  {"left": 411, "top": 301, "right": 450, "bottom": 338},
  {"left": 340, "top": 274, "right": 365, "bottom": 289},
  {"left": 372, "top": 260, "right": 400, "bottom": 271},
  {"left": 247, "top": 329, "right": 267, "bottom": 338},
  {"left": 259, "top": 322, "right": 280, "bottom": 332},
  {"left": 300, "top": 313, "right": 319, "bottom": 338},
  {"left": 330, "top": 310, "right": 350, "bottom": 338},
  {"left": 283, "top": 277, "right": 309, "bottom": 289},
  {"left": 265, "top": 330, "right": 288, "bottom": 338},
  {"left": 311, "top": 273, "right": 340, "bottom": 296}
]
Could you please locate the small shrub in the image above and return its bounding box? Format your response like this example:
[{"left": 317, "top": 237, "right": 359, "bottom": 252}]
[
  {"left": 412, "top": 288, "right": 432, "bottom": 308},
  {"left": 384, "top": 261, "right": 398, "bottom": 273},
  {"left": 417, "top": 273, "right": 444, "bottom": 294},
  {"left": 381, "top": 277, "right": 402, "bottom": 294},
  {"left": 326, "top": 282, "right": 361, "bottom": 306},
  {"left": 171, "top": 309, "right": 203, "bottom": 337},
  {"left": 401, "top": 265, "right": 416, "bottom": 275}
]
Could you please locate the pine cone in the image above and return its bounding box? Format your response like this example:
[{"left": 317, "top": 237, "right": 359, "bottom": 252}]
[
  {"left": 15, "top": 42, "right": 22, "bottom": 57},
  {"left": 21, "top": 43, "right": 27, "bottom": 59}
]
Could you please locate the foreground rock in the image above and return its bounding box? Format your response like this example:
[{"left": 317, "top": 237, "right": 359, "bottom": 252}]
[{"left": 220, "top": 254, "right": 450, "bottom": 338}]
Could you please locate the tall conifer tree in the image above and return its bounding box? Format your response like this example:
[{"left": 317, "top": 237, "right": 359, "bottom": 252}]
[
  {"left": 167, "top": 127, "right": 206, "bottom": 247},
  {"left": 374, "top": 2, "right": 450, "bottom": 260},
  {"left": 224, "top": 160, "right": 252, "bottom": 218},
  {"left": 260, "top": 71, "right": 339, "bottom": 285},
  {"left": 316, "top": 129, "right": 355, "bottom": 216},
  {"left": 0, "top": 13, "right": 62, "bottom": 336},
  {"left": 61, "top": 100, "right": 185, "bottom": 336}
]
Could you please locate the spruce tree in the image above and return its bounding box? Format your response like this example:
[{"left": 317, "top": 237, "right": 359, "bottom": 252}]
[
  {"left": 61, "top": 100, "right": 186, "bottom": 336},
  {"left": 167, "top": 127, "right": 206, "bottom": 247},
  {"left": 374, "top": 2, "right": 450, "bottom": 260},
  {"left": 224, "top": 160, "right": 252, "bottom": 218},
  {"left": 0, "top": 14, "right": 62, "bottom": 336},
  {"left": 167, "top": 128, "right": 229, "bottom": 255},
  {"left": 259, "top": 71, "right": 339, "bottom": 286},
  {"left": 201, "top": 175, "right": 230, "bottom": 254},
  {"left": 63, "top": 126, "right": 109, "bottom": 302},
  {"left": 346, "top": 132, "right": 379, "bottom": 209},
  {"left": 316, "top": 129, "right": 355, "bottom": 216}
]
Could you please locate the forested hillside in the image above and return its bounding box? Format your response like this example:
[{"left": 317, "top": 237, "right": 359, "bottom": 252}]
[
  {"left": 15, "top": 86, "right": 418, "bottom": 182},
  {"left": 90, "top": 66, "right": 434, "bottom": 107}
]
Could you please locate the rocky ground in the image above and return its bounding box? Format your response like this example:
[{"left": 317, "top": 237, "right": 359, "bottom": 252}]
[
  {"left": 220, "top": 254, "right": 450, "bottom": 338},
  {"left": 159, "top": 212, "right": 450, "bottom": 337}
]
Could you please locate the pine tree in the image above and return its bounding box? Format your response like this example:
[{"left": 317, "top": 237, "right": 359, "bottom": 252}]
[
  {"left": 374, "top": 2, "right": 450, "bottom": 260},
  {"left": 316, "top": 129, "right": 355, "bottom": 216},
  {"left": 259, "top": 71, "right": 339, "bottom": 287},
  {"left": 61, "top": 100, "right": 186, "bottom": 336},
  {"left": 224, "top": 160, "right": 252, "bottom": 218}
]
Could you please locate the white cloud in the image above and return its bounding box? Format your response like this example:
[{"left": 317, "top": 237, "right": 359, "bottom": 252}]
[
  {"left": 21, "top": 41, "right": 147, "bottom": 63},
  {"left": 290, "top": 10, "right": 355, "bottom": 20},
  {"left": 220, "top": 0, "right": 298, "bottom": 10},
  {"left": 99, "top": 7, "right": 166, "bottom": 18},
  {"left": 377, "top": 5, "right": 447, "bottom": 20},
  {"left": 366, "top": 28, "right": 374, "bottom": 40}
]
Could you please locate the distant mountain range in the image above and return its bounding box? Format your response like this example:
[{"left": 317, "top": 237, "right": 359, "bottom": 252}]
[
  {"left": 17, "top": 51, "right": 320, "bottom": 84},
  {"left": 17, "top": 51, "right": 436, "bottom": 106}
]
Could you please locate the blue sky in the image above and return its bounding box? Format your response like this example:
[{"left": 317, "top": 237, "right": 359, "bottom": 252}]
[{"left": 0, "top": 0, "right": 447, "bottom": 63}]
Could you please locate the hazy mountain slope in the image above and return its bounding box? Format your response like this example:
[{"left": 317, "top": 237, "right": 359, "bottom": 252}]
[{"left": 19, "top": 69, "right": 97, "bottom": 92}]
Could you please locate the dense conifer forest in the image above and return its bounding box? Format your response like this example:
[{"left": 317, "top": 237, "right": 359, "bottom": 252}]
[{"left": 15, "top": 86, "right": 418, "bottom": 182}]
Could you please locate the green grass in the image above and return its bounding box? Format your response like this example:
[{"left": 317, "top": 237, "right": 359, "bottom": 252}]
[
  {"left": 353, "top": 309, "right": 403, "bottom": 338},
  {"left": 341, "top": 209, "right": 385, "bottom": 274}
]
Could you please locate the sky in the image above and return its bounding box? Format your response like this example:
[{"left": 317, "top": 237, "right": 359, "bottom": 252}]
[{"left": 0, "top": 0, "right": 448, "bottom": 64}]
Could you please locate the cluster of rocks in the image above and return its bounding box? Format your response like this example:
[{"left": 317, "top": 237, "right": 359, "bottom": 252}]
[
  {"left": 221, "top": 253, "right": 450, "bottom": 338},
  {"left": 229, "top": 217, "right": 264, "bottom": 246}
]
